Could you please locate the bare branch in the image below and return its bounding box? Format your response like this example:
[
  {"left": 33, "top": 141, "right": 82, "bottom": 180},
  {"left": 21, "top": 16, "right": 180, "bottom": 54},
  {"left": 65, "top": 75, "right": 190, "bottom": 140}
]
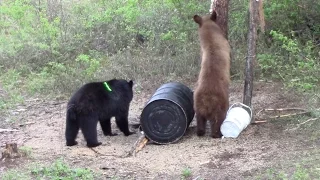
[{"left": 0, "top": 129, "right": 19, "bottom": 133}]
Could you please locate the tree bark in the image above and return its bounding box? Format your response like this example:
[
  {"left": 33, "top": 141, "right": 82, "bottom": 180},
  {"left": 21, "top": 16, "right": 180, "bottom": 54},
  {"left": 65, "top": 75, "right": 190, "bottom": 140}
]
[
  {"left": 243, "top": 0, "right": 259, "bottom": 123},
  {"left": 210, "top": 0, "right": 229, "bottom": 39},
  {"left": 258, "top": 0, "right": 265, "bottom": 33}
]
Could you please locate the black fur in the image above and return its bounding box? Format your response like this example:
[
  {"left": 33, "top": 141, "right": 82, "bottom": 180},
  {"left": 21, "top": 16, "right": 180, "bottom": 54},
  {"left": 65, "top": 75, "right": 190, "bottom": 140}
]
[{"left": 65, "top": 79, "right": 134, "bottom": 147}]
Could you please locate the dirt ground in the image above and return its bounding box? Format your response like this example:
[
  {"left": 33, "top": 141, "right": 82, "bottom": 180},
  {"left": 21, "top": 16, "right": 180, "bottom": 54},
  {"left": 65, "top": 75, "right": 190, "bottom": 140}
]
[{"left": 0, "top": 81, "right": 319, "bottom": 179}]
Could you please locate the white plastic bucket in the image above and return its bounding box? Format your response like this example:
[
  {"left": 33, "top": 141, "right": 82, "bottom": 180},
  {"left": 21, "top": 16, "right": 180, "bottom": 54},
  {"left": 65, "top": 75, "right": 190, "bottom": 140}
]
[{"left": 220, "top": 102, "right": 252, "bottom": 138}]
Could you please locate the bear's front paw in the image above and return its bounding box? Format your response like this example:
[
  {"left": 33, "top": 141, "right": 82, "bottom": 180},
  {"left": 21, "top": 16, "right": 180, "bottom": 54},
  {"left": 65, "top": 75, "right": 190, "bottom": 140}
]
[
  {"left": 87, "top": 142, "right": 102, "bottom": 147},
  {"left": 66, "top": 140, "right": 78, "bottom": 146},
  {"left": 104, "top": 132, "right": 118, "bottom": 136},
  {"left": 124, "top": 131, "right": 135, "bottom": 136}
]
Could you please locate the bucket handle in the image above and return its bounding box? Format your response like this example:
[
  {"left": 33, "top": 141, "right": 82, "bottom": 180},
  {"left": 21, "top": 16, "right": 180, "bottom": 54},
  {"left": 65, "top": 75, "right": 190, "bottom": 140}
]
[{"left": 227, "top": 102, "right": 253, "bottom": 119}]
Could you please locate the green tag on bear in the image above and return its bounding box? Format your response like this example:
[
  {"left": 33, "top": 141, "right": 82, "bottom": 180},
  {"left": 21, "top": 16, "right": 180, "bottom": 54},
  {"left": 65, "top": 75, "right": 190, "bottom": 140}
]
[{"left": 103, "top": 82, "right": 112, "bottom": 92}]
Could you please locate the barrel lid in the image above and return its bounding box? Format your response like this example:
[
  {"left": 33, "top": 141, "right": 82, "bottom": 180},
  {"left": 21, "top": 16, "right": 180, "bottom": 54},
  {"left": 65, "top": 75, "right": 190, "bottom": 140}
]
[{"left": 140, "top": 99, "right": 188, "bottom": 144}]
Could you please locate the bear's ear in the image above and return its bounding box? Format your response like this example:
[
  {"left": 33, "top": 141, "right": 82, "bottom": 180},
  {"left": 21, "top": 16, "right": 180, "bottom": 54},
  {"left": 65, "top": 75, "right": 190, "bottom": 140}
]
[
  {"left": 193, "top": 15, "right": 202, "bottom": 26},
  {"left": 128, "top": 80, "right": 134, "bottom": 88},
  {"left": 210, "top": 11, "right": 217, "bottom": 21}
]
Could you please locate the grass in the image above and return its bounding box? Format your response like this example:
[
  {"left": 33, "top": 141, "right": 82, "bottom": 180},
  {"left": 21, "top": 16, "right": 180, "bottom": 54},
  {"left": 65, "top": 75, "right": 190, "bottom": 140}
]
[
  {"left": 0, "top": 69, "right": 25, "bottom": 114},
  {"left": 18, "top": 146, "right": 33, "bottom": 157},
  {"left": 254, "top": 162, "right": 320, "bottom": 180},
  {"left": 181, "top": 167, "right": 192, "bottom": 180},
  {"left": 251, "top": 110, "right": 320, "bottom": 180},
  {"left": 1, "top": 159, "right": 97, "bottom": 180}
]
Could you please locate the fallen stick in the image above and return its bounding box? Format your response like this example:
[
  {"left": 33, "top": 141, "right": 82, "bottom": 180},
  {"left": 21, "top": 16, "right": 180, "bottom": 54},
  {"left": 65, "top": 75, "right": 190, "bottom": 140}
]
[
  {"left": 254, "top": 116, "right": 319, "bottom": 126},
  {"left": 287, "top": 117, "right": 319, "bottom": 131},
  {"left": 136, "top": 137, "right": 148, "bottom": 152},
  {"left": 252, "top": 120, "right": 267, "bottom": 124},
  {"left": 18, "top": 121, "right": 36, "bottom": 127},
  {"left": 298, "top": 117, "right": 319, "bottom": 125},
  {"left": 0, "top": 129, "right": 19, "bottom": 133},
  {"left": 126, "top": 132, "right": 148, "bottom": 157},
  {"left": 89, "top": 148, "right": 123, "bottom": 158},
  {"left": 269, "top": 111, "right": 311, "bottom": 119},
  {"left": 263, "top": 108, "right": 307, "bottom": 112},
  {"left": 89, "top": 147, "right": 104, "bottom": 156},
  {"left": 256, "top": 109, "right": 265, "bottom": 116},
  {"left": 25, "top": 98, "right": 41, "bottom": 102},
  {"left": 254, "top": 111, "right": 314, "bottom": 124},
  {"left": 16, "top": 108, "right": 27, "bottom": 112},
  {"left": 256, "top": 107, "right": 307, "bottom": 117}
]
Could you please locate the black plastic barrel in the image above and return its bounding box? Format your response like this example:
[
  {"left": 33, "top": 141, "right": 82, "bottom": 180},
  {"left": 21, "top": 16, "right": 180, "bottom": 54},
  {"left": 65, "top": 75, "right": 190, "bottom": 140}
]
[{"left": 140, "top": 82, "right": 195, "bottom": 144}]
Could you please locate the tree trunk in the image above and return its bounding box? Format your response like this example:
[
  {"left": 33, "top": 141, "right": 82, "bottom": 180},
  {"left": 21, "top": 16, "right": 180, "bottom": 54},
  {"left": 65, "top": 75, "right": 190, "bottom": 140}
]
[
  {"left": 243, "top": 0, "right": 259, "bottom": 123},
  {"left": 258, "top": 0, "right": 265, "bottom": 33},
  {"left": 210, "top": 0, "right": 229, "bottom": 39}
]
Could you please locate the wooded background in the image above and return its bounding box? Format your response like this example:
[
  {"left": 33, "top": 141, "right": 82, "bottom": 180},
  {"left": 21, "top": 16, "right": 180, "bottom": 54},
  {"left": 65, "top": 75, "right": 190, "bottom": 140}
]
[{"left": 0, "top": 0, "right": 319, "bottom": 109}]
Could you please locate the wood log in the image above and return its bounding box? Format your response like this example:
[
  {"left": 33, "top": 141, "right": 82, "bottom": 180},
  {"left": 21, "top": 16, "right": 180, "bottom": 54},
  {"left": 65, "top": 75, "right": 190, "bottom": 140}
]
[{"left": 1, "top": 143, "right": 21, "bottom": 160}]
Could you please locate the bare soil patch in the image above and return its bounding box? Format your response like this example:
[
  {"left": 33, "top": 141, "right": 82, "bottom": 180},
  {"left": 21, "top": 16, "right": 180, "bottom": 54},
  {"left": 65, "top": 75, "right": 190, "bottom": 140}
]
[{"left": 1, "top": 81, "right": 319, "bottom": 179}]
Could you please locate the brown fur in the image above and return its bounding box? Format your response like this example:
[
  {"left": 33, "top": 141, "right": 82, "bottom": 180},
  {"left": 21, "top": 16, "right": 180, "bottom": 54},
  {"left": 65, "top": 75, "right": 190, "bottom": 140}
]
[{"left": 193, "top": 11, "right": 230, "bottom": 138}]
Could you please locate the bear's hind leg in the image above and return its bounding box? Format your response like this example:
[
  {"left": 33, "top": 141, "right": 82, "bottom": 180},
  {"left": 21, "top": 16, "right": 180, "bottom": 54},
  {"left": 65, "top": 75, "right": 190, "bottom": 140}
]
[
  {"left": 100, "top": 119, "right": 118, "bottom": 136},
  {"left": 80, "top": 114, "right": 102, "bottom": 147},
  {"left": 115, "top": 114, "right": 134, "bottom": 136},
  {"left": 196, "top": 113, "right": 207, "bottom": 136},
  {"left": 65, "top": 118, "right": 79, "bottom": 146},
  {"left": 210, "top": 112, "right": 225, "bottom": 138}
]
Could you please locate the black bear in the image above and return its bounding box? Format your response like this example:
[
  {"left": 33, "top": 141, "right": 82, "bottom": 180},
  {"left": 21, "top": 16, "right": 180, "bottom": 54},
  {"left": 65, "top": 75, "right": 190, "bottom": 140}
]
[{"left": 65, "top": 79, "right": 135, "bottom": 147}]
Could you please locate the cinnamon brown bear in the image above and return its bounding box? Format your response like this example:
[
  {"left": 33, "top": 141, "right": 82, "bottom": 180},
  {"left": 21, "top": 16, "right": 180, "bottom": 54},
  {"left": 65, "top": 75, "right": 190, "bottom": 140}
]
[{"left": 193, "top": 11, "right": 230, "bottom": 138}]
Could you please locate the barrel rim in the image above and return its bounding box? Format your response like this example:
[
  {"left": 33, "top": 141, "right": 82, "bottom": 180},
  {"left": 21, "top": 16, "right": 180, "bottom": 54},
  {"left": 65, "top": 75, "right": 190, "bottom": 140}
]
[
  {"left": 140, "top": 99, "right": 189, "bottom": 145},
  {"left": 144, "top": 98, "right": 188, "bottom": 122},
  {"left": 140, "top": 82, "right": 195, "bottom": 144}
]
